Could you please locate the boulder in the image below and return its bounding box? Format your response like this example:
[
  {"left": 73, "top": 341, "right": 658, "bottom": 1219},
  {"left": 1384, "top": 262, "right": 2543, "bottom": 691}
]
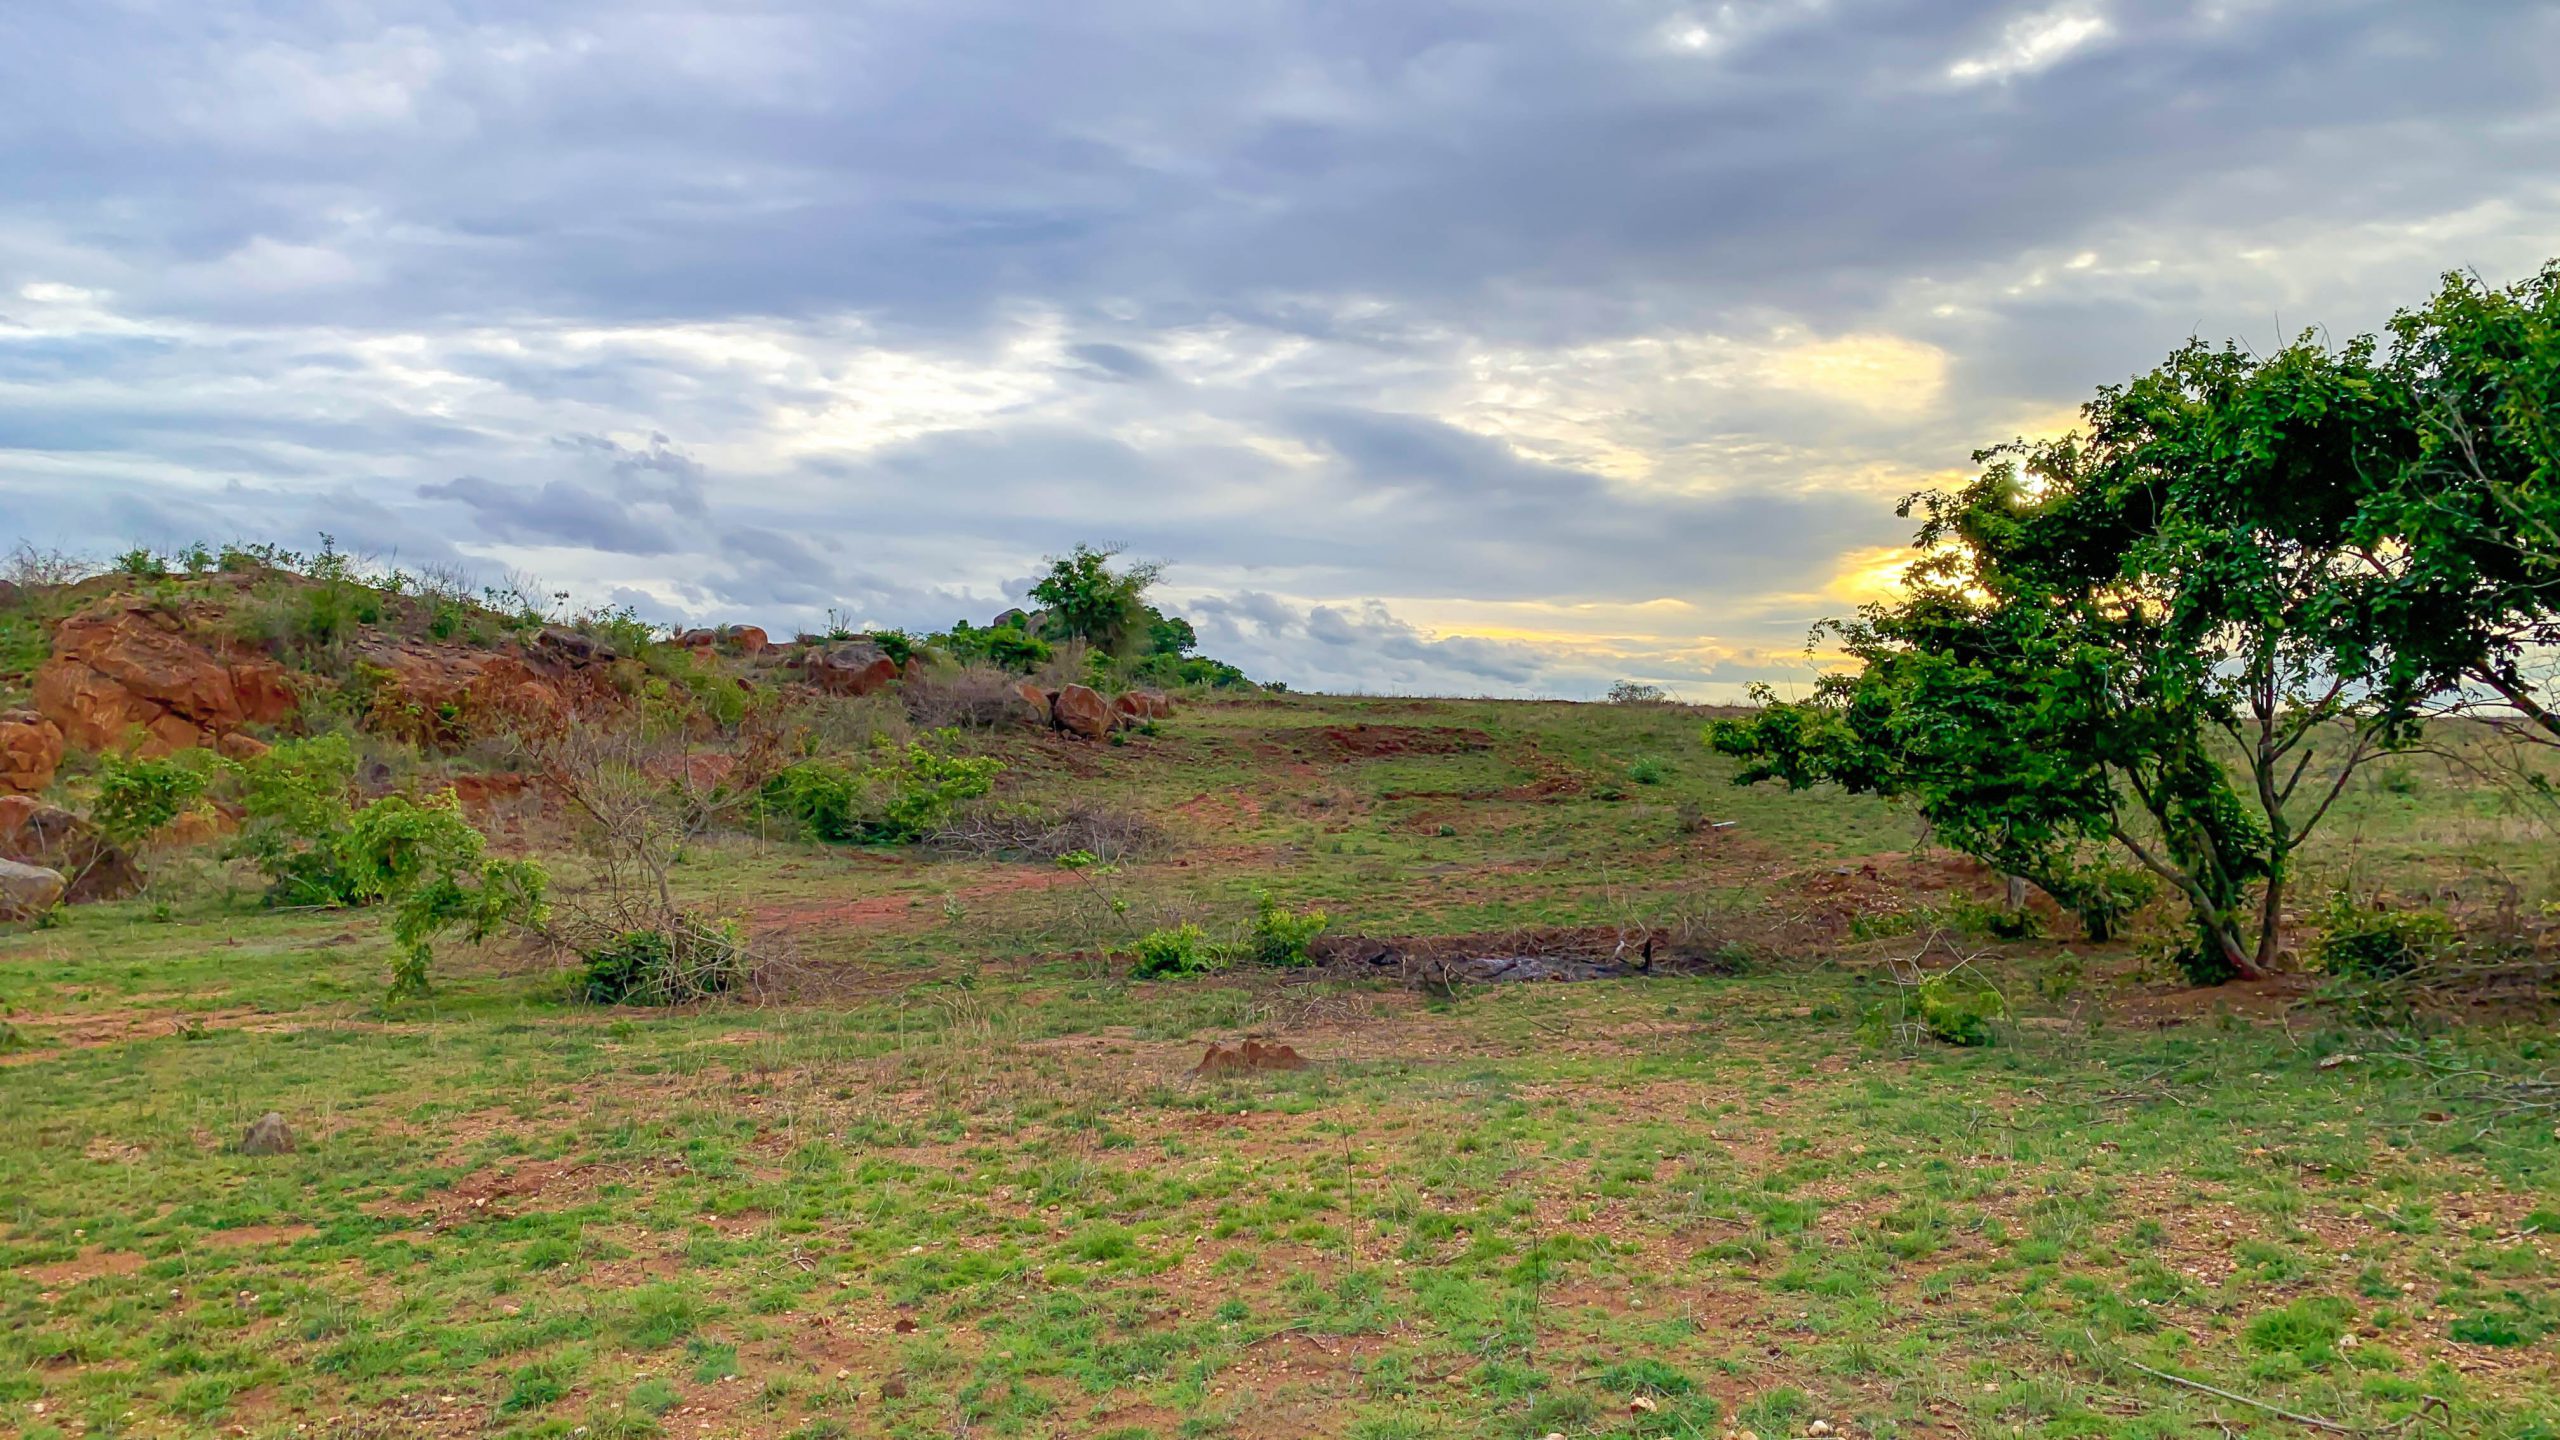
[
  {"left": 34, "top": 604, "right": 297, "bottom": 756},
  {"left": 0, "top": 709, "right": 65, "bottom": 795},
  {"left": 237, "top": 1113, "right": 295, "bottom": 1156},
  {"left": 1109, "top": 690, "right": 1173, "bottom": 726},
  {"left": 0, "top": 857, "right": 65, "bottom": 921},
  {"left": 729, "top": 625, "right": 769, "bottom": 656},
  {"left": 1010, "top": 680, "right": 1054, "bottom": 729},
  {"left": 0, "top": 795, "right": 140, "bottom": 903},
  {"left": 1052, "top": 683, "right": 1113, "bottom": 740},
  {"left": 800, "top": 641, "right": 900, "bottom": 697},
  {"left": 674, "top": 627, "right": 718, "bottom": 652},
  {"left": 533, "top": 626, "right": 616, "bottom": 665}
]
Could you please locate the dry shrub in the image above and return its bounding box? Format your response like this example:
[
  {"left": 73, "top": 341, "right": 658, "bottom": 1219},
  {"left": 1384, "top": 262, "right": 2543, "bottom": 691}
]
[
  {"left": 929, "top": 799, "right": 1164, "bottom": 863},
  {"left": 520, "top": 715, "right": 798, "bottom": 1000},
  {"left": 904, "top": 661, "right": 1029, "bottom": 730},
  {"left": 800, "top": 690, "right": 912, "bottom": 751}
]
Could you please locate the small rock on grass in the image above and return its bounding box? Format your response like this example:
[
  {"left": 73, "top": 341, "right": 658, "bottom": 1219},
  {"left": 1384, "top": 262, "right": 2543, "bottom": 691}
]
[{"left": 238, "top": 1112, "right": 295, "bottom": 1155}]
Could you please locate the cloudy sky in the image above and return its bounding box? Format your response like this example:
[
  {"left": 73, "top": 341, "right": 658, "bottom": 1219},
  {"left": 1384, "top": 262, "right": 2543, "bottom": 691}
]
[{"left": 3, "top": 2, "right": 2556, "bottom": 696}]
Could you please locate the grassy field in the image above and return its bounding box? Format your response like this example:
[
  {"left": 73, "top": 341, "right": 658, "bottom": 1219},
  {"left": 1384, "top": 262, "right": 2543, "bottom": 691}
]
[{"left": 4, "top": 692, "right": 2558, "bottom": 1439}]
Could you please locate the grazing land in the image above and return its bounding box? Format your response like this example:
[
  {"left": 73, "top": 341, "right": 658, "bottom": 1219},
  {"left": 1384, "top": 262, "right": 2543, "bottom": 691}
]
[{"left": 5, "top": 689, "right": 2557, "bottom": 1440}]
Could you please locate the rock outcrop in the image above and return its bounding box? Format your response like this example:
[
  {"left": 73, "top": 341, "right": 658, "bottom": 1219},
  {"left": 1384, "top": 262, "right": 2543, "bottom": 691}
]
[
  {"left": 0, "top": 710, "right": 65, "bottom": 795},
  {"left": 1051, "top": 683, "right": 1113, "bottom": 740},
  {"left": 0, "top": 857, "right": 65, "bottom": 921},
  {"left": 33, "top": 604, "right": 298, "bottom": 755},
  {"left": 0, "top": 795, "right": 140, "bottom": 902},
  {"left": 797, "top": 641, "right": 901, "bottom": 697}
]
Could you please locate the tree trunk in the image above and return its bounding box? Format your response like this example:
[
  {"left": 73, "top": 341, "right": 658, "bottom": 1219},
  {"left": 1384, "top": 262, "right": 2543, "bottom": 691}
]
[{"left": 2255, "top": 872, "right": 2286, "bottom": 977}]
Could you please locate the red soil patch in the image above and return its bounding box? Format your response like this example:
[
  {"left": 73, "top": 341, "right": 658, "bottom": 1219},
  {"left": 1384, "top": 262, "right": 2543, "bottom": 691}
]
[
  {"left": 14, "top": 1249, "right": 147, "bottom": 1288},
  {"left": 1172, "top": 790, "right": 1265, "bottom": 831},
  {"left": 1303, "top": 724, "right": 1493, "bottom": 759},
  {"left": 748, "top": 866, "right": 1083, "bottom": 932},
  {"left": 197, "top": 1223, "right": 318, "bottom": 1250}
]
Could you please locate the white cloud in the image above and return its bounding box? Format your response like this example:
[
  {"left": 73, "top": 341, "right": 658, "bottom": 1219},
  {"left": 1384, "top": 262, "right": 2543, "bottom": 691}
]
[{"left": 1947, "top": 4, "right": 2113, "bottom": 86}]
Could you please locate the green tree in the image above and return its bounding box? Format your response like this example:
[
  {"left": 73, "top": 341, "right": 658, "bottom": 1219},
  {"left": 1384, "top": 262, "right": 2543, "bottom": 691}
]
[
  {"left": 1027, "top": 543, "right": 1164, "bottom": 658},
  {"left": 2359, "top": 265, "right": 2560, "bottom": 747},
  {"left": 1717, "top": 331, "right": 2427, "bottom": 980}
]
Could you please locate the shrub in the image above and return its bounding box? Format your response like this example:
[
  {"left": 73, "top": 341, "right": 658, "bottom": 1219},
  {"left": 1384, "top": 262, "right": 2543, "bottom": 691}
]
[
  {"left": 577, "top": 917, "right": 746, "bottom": 1005},
  {"left": 1126, "top": 923, "right": 1223, "bottom": 979},
  {"left": 223, "top": 741, "right": 542, "bottom": 993},
  {"left": 1607, "top": 680, "right": 1670, "bottom": 704},
  {"left": 1248, "top": 892, "right": 1328, "bottom": 967},
  {"left": 864, "top": 629, "right": 917, "bottom": 665},
  {"left": 92, "top": 754, "right": 209, "bottom": 848},
  {"left": 761, "top": 731, "right": 1001, "bottom": 844},
  {"left": 346, "top": 793, "right": 548, "bottom": 997},
  {"left": 2311, "top": 899, "right": 2456, "bottom": 980},
  {"left": 1943, "top": 893, "right": 2042, "bottom": 941},
  {"left": 1625, "top": 755, "right": 1669, "bottom": 786},
  {"left": 229, "top": 737, "right": 363, "bottom": 904},
  {"left": 1915, "top": 971, "right": 2005, "bottom": 1046}
]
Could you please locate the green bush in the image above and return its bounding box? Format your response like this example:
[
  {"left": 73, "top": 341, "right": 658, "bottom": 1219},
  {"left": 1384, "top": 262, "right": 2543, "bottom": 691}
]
[
  {"left": 1126, "top": 923, "right": 1223, "bottom": 980},
  {"left": 2311, "top": 899, "right": 2455, "bottom": 980},
  {"left": 578, "top": 920, "right": 745, "bottom": 1005},
  {"left": 1915, "top": 971, "right": 2005, "bottom": 1046},
  {"left": 92, "top": 753, "right": 209, "bottom": 848},
  {"left": 348, "top": 793, "right": 548, "bottom": 997},
  {"left": 760, "top": 731, "right": 1001, "bottom": 844},
  {"left": 1247, "top": 891, "right": 1328, "bottom": 967},
  {"left": 222, "top": 740, "right": 542, "bottom": 994}
]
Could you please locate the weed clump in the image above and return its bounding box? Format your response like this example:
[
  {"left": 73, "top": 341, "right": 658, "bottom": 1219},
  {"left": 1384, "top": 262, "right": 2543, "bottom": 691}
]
[
  {"left": 1248, "top": 891, "right": 1328, "bottom": 967},
  {"left": 1125, "top": 923, "right": 1222, "bottom": 979},
  {"left": 760, "top": 731, "right": 1001, "bottom": 844}
]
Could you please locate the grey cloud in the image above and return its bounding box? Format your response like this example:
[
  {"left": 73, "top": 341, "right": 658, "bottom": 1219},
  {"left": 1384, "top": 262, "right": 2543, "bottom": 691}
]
[
  {"left": 417, "top": 475, "right": 683, "bottom": 555},
  {"left": 4, "top": 2, "right": 2557, "bottom": 696}
]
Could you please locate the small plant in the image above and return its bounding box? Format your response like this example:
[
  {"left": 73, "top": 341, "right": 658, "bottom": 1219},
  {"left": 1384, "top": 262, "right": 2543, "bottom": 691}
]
[
  {"left": 2311, "top": 898, "right": 2456, "bottom": 980},
  {"left": 578, "top": 917, "right": 746, "bottom": 1005},
  {"left": 1248, "top": 891, "right": 1328, "bottom": 967},
  {"left": 114, "top": 546, "right": 168, "bottom": 578},
  {"left": 1126, "top": 923, "right": 1224, "bottom": 980},
  {"left": 1625, "top": 755, "right": 1669, "bottom": 785},
  {"left": 1944, "top": 893, "right": 2042, "bottom": 941},
  {"left": 1915, "top": 970, "right": 2006, "bottom": 1045}
]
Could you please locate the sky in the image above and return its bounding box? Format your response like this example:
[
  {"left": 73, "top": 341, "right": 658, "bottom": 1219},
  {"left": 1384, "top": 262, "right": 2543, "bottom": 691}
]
[{"left": 3, "top": 2, "right": 2557, "bottom": 698}]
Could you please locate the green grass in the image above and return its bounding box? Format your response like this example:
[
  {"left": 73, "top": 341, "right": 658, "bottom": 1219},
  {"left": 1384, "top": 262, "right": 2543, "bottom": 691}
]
[{"left": 2, "top": 690, "right": 2556, "bottom": 1438}]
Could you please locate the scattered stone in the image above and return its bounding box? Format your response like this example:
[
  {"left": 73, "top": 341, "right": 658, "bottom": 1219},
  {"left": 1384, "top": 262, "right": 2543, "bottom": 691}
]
[
  {"left": 0, "top": 709, "right": 65, "bottom": 795},
  {"left": 0, "top": 857, "right": 67, "bottom": 921},
  {"left": 0, "top": 795, "right": 141, "bottom": 902},
  {"left": 1051, "top": 683, "right": 1113, "bottom": 740},
  {"left": 237, "top": 1113, "right": 295, "bottom": 1156},
  {"left": 1193, "top": 1039, "right": 1309, "bottom": 1075}
]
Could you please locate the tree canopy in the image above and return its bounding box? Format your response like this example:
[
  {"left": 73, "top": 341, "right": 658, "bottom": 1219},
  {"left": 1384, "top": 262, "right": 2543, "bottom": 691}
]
[{"left": 1713, "top": 262, "right": 2560, "bottom": 983}]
